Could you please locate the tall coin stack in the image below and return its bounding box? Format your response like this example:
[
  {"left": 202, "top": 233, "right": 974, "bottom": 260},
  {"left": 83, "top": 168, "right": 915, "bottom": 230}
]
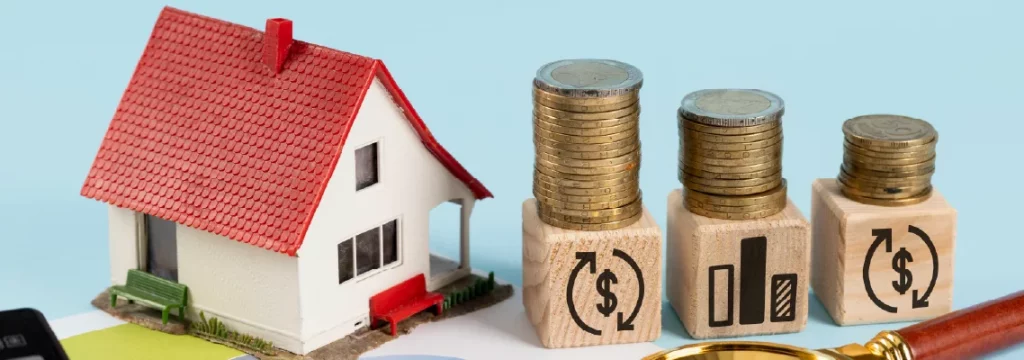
[
  {"left": 677, "top": 89, "right": 788, "bottom": 220},
  {"left": 532, "top": 59, "right": 644, "bottom": 231},
  {"left": 838, "top": 114, "right": 937, "bottom": 206}
]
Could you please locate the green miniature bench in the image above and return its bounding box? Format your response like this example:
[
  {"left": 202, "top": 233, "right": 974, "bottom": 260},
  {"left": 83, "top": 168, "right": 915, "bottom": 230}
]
[{"left": 110, "top": 269, "right": 188, "bottom": 324}]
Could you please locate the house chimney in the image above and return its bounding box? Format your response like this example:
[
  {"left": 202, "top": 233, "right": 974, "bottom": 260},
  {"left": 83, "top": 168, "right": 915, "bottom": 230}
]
[{"left": 263, "top": 18, "right": 293, "bottom": 74}]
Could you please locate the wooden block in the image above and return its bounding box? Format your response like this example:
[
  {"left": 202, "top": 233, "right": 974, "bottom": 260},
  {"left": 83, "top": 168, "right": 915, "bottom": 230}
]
[
  {"left": 811, "top": 178, "right": 956, "bottom": 325},
  {"left": 522, "top": 198, "right": 662, "bottom": 348},
  {"left": 666, "top": 189, "right": 810, "bottom": 339}
]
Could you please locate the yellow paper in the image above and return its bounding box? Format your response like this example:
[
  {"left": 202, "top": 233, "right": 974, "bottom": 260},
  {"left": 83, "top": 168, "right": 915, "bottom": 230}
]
[{"left": 61, "top": 323, "right": 244, "bottom": 360}]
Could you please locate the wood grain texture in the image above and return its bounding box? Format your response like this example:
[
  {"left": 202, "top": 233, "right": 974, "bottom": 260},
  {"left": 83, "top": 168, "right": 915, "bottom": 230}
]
[
  {"left": 522, "top": 198, "right": 662, "bottom": 348},
  {"left": 897, "top": 290, "right": 1024, "bottom": 360},
  {"left": 811, "top": 178, "right": 956, "bottom": 326},
  {"left": 666, "top": 189, "right": 810, "bottom": 339}
]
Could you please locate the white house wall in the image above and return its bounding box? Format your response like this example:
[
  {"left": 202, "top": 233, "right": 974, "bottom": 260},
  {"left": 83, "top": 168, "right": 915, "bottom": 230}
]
[
  {"left": 107, "top": 205, "right": 139, "bottom": 285},
  {"left": 295, "top": 78, "right": 475, "bottom": 353},
  {"left": 177, "top": 225, "right": 303, "bottom": 352}
]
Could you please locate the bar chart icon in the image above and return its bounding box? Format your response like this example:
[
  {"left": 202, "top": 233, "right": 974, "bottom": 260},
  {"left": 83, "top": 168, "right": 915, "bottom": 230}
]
[
  {"left": 708, "top": 265, "right": 734, "bottom": 327},
  {"left": 706, "top": 236, "right": 798, "bottom": 328},
  {"left": 771, "top": 273, "right": 797, "bottom": 322},
  {"left": 739, "top": 236, "right": 767, "bottom": 325}
]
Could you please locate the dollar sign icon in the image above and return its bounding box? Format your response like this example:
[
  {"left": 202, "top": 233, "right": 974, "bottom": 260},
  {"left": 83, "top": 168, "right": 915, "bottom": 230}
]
[
  {"left": 595, "top": 269, "right": 618, "bottom": 317},
  {"left": 891, "top": 247, "right": 914, "bottom": 295}
]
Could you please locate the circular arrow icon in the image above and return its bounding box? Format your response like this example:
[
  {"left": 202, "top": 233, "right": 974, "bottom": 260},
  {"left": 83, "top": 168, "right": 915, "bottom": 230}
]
[
  {"left": 863, "top": 225, "right": 939, "bottom": 313},
  {"left": 566, "top": 249, "right": 644, "bottom": 335}
]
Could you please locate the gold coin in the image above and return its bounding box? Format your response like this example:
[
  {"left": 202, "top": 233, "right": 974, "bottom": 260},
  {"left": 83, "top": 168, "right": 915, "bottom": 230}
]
[
  {"left": 536, "top": 157, "right": 639, "bottom": 176},
  {"left": 679, "top": 89, "right": 785, "bottom": 127},
  {"left": 684, "top": 176, "right": 783, "bottom": 196},
  {"left": 840, "top": 185, "right": 932, "bottom": 207},
  {"left": 535, "top": 111, "right": 639, "bottom": 129},
  {"left": 842, "top": 182, "right": 932, "bottom": 199},
  {"left": 678, "top": 114, "right": 781, "bottom": 135},
  {"left": 539, "top": 207, "right": 642, "bottom": 225},
  {"left": 843, "top": 114, "right": 937, "bottom": 149},
  {"left": 681, "top": 171, "right": 781, "bottom": 188},
  {"left": 538, "top": 197, "right": 643, "bottom": 218},
  {"left": 535, "top": 190, "right": 641, "bottom": 211},
  {"left": 532, "top": 93, "right": 634, "bottom": 110},
  {"left": 535, "top": 148, "right": 639, "bottom": 169},
  {"left": 846, "top": 138, "right": 938, "bottom": 153},
  {"left": 532, "top": 59, "right": 643, "bottom": 97},
  {"left": 684, "top": 180, "right": 788, "bottom": 207},
  {"left": 533, "top": 87, "right": 638, "bottom": 106},
  {"left": 843, "top": 154, "right": 935, "bottom": 173},
  {"left": 534, "top": 117, "right": 637, "bottom": 136},
  {"left": 684, "top": 151, "right": 781, "bottom": 167},
  {"left": 536, "top": 162, "right": 637, "bottom": 181},
  {"left": 533, "top": 183, "right": 637, "bottom": 203},
  {"left": 844, "top": 152, "right": 936, "bottom": 168},
  {"left": 539, "top": 208, "right": 641, "bottom": 225},
  {"left": 534, "top": 126, "right": 638, "bottom": 144},
  {"left": 843, "top": 151, "right": 936, "bottom": 166},
  {"left": 843, "top": 140, "right": 935, "bottom": 159},
  {"left": 538, "top": 210, "right": 643, "bottom": 231},
  {"left": 538, "top": 200, "right": 642, "bottom": 224},
  {"left": 681, "top": 165, "right": 780, "bottom": 180},
  {"left": 685, "top": 203, "right": 785, "bottom": 220},
  {"left": 534, "top": 96, "right": 637, "bottom": 113},
  {"left": 839, "top": 183, "right": 921, "bottom": 200},
  {"left": 533, "top": 176, "right": 638, "bottom": 196},
  {"left": 685, "top": 196, "right": 785, "bottom": 214},
  {"left": 535, "top": 141, "right": 638, "bottom": 160},
  {"left": 681, "top": 125, "right": 782, "bottom": 143},
  {"left": 838, "top": 166, "right": 933, "bottom": 187},
  {"left": 681, "top": 139, "right": 782, "bottom": 159},
  {"left": 681, "top": 157, "right": 780, "bottom": 174},
  {"left": 534, "top": 86, "right": 638, "bottom": 104},
  {"left": 534, "top": 169, "right": 638, "bottom": 189},
  {"left": 840, "top": 176, "right": 933, "bottom": 191},
  {"left": 683, "top": 134, "right": 782, "bottom": 151},
  {"left": 534, "top": 179, "right": 638, "bottom": 198},
  {"left": 838, "top": 177, "right": 931, "bottom": 199},
  {"left": 534, "top": 103, "right": 639, "bottom": 121},
  {"left": 839, "top": 172, "right": 931, "bottom": 194},
  {"left": 841, "top": 163, "right": 935, "bottom": 178},
  {"left": 534, "top": 134, "right": 638, "bottom": 152}
]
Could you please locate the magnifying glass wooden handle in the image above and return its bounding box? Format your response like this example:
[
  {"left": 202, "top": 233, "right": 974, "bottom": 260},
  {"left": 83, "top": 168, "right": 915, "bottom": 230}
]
[
  {"left": 896, "top": 290, "right": 1024, "bottom": 359},
  {"left": 643, "top": 291, "right": 1024, "bottom": 360}
]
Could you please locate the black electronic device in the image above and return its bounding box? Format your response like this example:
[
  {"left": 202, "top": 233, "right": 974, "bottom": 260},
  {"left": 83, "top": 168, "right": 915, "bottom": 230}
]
[{"left": 0, "top": 308, "right": 69, "bottom": 360}]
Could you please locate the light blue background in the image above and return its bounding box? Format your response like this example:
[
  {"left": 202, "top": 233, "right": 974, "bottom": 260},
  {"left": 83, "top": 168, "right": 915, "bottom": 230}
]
[{"left": 2, "top": 0, "right": 1022, "bottom": 358}]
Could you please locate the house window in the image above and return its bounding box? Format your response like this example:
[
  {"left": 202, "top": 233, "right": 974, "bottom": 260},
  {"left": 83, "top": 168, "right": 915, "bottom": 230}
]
[
  {"left": 356, "top": 227, "right": 381, "bottom": 275},
  {"left": 338, "top": 219, "right": 400, "bottom": 284},
  {"left": 338, "top": 239, "right": 354, "bottom": 283},
  {"left": 382, "top": 220, "right": 398, "bottom": 264},
  {"left": 355, "top": 142, "right": 379, "bottom": 190}
]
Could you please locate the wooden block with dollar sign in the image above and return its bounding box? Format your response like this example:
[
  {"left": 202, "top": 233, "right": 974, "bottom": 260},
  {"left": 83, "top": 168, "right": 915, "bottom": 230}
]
[
  {"left": 521, "top": 198, "right": 662, "bottom": 348},
  {"left": 811, "top": 178, "right": 956, "bottom": 325}
]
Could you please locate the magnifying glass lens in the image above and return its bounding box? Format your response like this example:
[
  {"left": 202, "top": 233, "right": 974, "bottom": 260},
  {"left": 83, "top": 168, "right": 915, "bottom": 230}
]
[{"left": 643, "top": 342, "right": 842, "bottom": 360}]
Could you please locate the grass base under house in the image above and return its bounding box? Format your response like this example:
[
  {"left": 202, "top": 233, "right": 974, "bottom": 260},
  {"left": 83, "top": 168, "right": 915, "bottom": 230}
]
[{"left": 86, "top": 273, "right": 513, "bottom": 360}]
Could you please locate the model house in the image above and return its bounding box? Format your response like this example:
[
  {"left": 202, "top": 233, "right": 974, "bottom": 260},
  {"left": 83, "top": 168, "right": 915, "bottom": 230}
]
[{"left": 80, "top": 7, "right": 491, "bottom": 354}]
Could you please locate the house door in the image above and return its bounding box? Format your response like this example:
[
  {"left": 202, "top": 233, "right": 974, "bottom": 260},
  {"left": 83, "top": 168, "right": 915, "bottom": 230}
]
[
  {"left": 427, "top": 198, "right": 475, "bottom": 290},
  {"left": 428, "top": 200, "right": 462, "bottom": 279},
  {"left": 143, "top": 214, "right": 178, "bottom": 282}
]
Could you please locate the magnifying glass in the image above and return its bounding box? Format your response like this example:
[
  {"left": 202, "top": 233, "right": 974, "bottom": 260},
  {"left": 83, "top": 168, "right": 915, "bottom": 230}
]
[{"left": 644, "top": 290, "right": 1024, "bottom": 360}]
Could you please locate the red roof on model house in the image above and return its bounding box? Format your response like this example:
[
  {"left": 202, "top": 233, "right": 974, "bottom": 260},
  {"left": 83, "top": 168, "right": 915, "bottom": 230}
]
[{"left": 81, "top": 7, "right": 492, "bottom": 256}]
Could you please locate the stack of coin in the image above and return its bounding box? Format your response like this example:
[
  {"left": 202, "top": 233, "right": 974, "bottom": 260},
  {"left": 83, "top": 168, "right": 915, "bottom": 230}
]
[
  {"left": 532, "top": 59, "right": 644, "bottom": 231},
  {"left": 838, "top": 114, "right": 937, "bottom": 206},
  {"left": 677, "top": 89, "right": 788, "bottom": 220}
]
